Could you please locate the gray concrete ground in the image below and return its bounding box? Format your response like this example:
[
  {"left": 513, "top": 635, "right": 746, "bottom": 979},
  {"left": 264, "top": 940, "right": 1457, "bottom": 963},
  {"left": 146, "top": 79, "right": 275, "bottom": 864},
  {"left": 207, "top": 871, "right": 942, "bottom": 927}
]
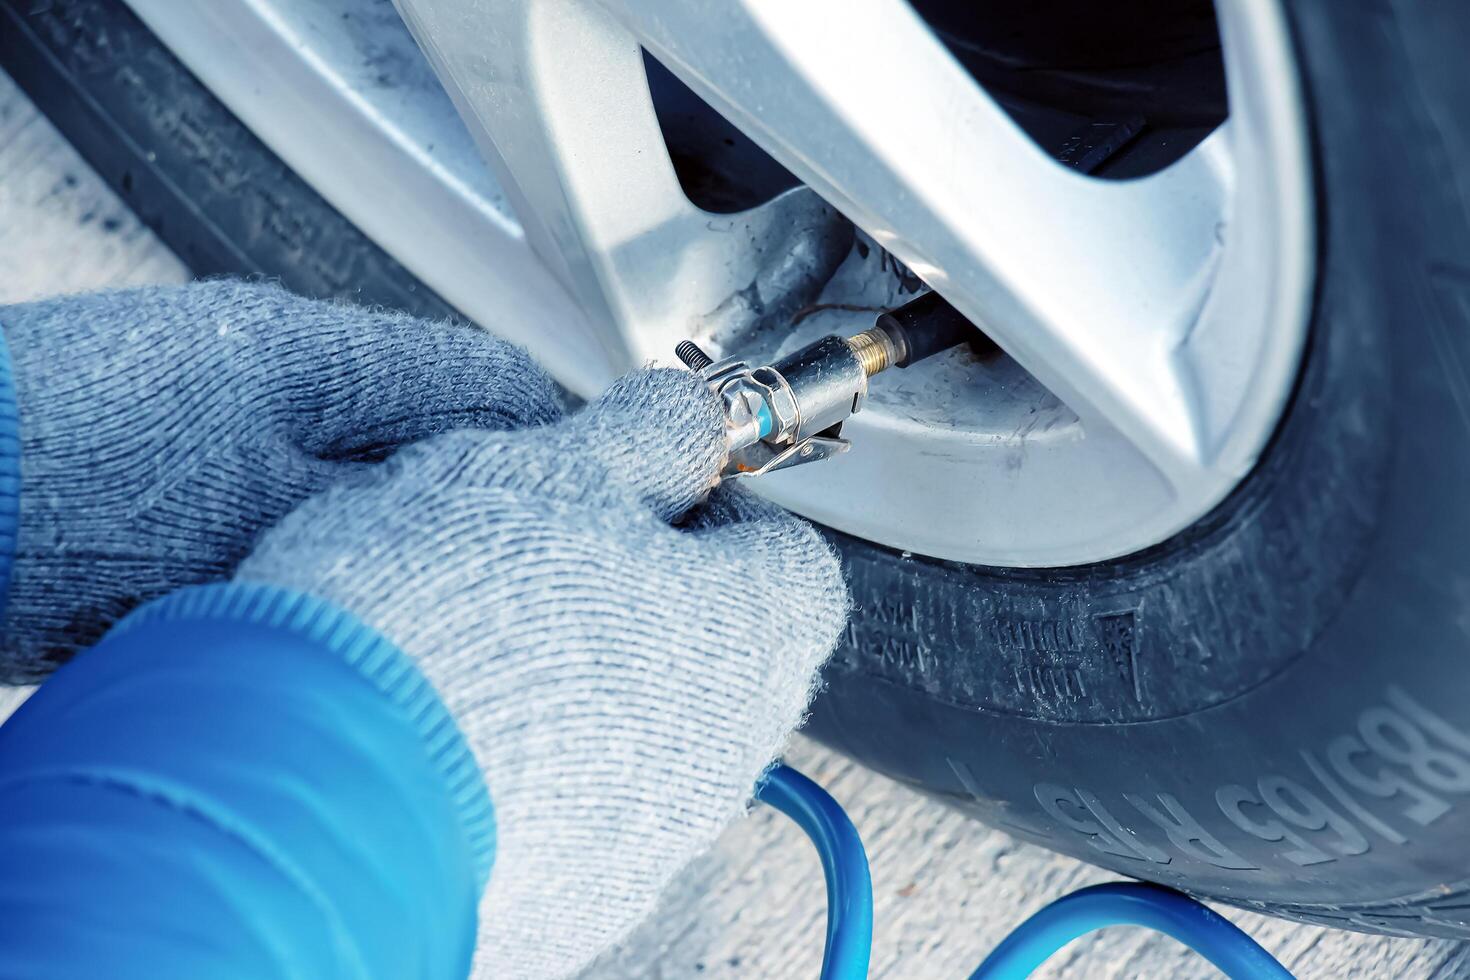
[{"left": 2, "top": 68, "right": 1467, "bottom": 979}]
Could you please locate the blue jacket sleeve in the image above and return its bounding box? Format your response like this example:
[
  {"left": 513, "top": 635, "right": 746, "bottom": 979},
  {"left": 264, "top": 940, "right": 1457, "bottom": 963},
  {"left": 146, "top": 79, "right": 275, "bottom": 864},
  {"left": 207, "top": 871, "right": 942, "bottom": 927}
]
[{"left": 0, "top": 583, "right": 495, "bottom": 980}]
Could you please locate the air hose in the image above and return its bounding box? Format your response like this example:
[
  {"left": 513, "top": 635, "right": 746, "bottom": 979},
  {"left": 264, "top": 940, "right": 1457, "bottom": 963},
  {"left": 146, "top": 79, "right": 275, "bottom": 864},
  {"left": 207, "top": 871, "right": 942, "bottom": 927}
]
[{"left": 755, "top": 764, "right": 1296, "bottom": 980}]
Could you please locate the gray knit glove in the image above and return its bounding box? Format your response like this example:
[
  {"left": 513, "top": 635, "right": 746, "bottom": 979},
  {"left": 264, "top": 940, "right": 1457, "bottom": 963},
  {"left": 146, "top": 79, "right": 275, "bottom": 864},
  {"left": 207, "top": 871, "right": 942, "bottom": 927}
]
[
  {"left": 0, "top": 281, "right": 560, "bottom": 681},
  {"left": 236, "top": 368, "right": 848, "bottom": 980}
]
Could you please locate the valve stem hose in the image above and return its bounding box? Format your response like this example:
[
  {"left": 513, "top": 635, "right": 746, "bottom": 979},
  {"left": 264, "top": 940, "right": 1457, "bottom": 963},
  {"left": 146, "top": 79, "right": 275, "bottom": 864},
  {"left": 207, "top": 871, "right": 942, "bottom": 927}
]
[{"left": 757, "top": 764, "right": 1295, "bottom": 980}]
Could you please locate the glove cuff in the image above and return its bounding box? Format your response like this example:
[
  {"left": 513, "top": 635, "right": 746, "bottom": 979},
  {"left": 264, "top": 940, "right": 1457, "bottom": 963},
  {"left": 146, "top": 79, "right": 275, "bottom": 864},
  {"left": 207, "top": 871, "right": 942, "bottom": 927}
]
[
  {"left": 110, "top": 581, "right": 497, "bottom": 885},
  {"left": 0, "top": 329, "right": 20, "bottom": 616}
]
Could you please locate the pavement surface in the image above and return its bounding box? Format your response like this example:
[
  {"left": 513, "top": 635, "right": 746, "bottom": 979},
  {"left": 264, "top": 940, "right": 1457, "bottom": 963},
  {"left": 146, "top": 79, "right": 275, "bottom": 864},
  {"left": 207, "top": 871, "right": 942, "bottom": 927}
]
[{"left": 3, "top": 68, "right": 1468, "bottom": 979}]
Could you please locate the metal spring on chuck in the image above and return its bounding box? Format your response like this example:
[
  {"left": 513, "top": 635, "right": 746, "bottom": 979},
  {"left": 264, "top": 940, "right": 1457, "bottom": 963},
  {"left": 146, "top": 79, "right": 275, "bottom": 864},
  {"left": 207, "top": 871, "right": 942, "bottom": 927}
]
[{"left": 674, "top": 340, "right": 714, "bottom": 372}]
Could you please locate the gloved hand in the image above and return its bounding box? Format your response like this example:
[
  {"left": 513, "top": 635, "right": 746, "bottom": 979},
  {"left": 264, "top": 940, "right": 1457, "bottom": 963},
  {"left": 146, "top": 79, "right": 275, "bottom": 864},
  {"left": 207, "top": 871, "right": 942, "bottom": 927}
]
[
  {"left": 236, "top": 367, "right": 848, "bottom": 979},
  {"left": 0, "top": 281, "right": 560, "bottom": 681}
]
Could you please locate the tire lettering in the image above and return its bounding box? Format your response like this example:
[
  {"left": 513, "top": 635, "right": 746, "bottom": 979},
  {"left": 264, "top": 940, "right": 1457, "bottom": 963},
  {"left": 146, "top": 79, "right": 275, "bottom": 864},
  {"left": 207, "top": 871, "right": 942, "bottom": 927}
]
[
  {"left": 1125, "top": 792, "right": 1255, "bottom": 869},
  {"left": 1300, "top": 748, "right": 1409, "bottom": 844},
  {"left": 1327, "top": 734, "right": 1450, "bottom": 826},
  {"left": 1075, "top": 788, "right": 1169, "bottom": 863},
  {"left": 1034, "top": 784, "right": 1167, "bottom": 863},
  {"left": 1388, "top": 685, "right": 1470, "bottom": 754},
  {"left": 1028, "top": 687, "right": 1470, "bottom": 874},
  {"left": 1256, "top": 775, "right": 1370, "bottom": 857},
  {"left": 1360, "top": 706, "right": 1470, "bottom": 793},
  {"left": 1216, "top": 784, "right": 1334, "bottom": 866}
]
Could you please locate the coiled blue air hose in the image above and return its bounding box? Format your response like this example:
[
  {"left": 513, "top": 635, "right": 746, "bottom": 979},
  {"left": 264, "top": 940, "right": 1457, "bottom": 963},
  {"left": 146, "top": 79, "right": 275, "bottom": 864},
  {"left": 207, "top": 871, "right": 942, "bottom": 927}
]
[{"left": 758, "top": 764, "right": 1296, "bottom": 980}]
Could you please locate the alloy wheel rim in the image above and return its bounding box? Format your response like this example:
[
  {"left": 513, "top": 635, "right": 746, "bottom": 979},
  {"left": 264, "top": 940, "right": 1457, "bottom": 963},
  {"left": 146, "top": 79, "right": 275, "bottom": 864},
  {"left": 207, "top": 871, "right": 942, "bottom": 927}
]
[{"left": 124, "top": 0, "right": 1314, "bottom": 566}]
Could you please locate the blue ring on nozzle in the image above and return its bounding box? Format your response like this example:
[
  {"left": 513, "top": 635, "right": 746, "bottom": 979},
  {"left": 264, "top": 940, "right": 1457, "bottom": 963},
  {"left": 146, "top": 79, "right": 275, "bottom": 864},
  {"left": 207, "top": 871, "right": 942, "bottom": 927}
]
[{"left": 755, "top": 400, "right": 774, "bottom": 440}]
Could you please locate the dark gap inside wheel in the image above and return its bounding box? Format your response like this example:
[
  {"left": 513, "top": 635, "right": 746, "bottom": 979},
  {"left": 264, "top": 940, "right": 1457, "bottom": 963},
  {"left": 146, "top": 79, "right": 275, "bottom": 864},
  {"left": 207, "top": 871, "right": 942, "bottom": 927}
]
[
  {"left": 908, "top": 0, "right": 1228, "bottom": 178},
  {"left": 642, "top": 51, "right": 801, "bottom": 214}
]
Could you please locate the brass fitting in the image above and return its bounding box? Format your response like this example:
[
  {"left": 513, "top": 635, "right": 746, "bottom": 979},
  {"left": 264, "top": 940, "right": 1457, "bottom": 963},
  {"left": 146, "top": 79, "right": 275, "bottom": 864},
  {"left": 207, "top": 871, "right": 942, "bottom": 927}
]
[{"left": 846, "top": 327, "right": 906, "bottom": 378}]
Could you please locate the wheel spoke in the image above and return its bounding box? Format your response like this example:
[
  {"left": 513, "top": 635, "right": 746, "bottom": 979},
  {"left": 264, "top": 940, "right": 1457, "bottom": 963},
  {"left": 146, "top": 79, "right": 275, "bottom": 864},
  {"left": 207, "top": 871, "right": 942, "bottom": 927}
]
[
  {"left": 598, "top": 0, "right": 1235, "bottom": 483},
  {"left": 394, "top": 0, "right": 850, "bottom": 390}
]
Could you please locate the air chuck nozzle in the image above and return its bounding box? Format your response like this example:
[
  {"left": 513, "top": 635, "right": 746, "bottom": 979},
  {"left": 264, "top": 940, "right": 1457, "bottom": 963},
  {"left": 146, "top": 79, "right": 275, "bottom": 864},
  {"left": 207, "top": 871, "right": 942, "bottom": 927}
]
[{"left": 676, "top": 291, "right": 986, "bottom": 479}]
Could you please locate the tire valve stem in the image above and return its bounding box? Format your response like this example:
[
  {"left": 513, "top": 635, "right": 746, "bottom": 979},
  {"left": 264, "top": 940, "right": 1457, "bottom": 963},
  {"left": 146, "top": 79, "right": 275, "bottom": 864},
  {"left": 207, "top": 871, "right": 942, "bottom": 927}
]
[
  {"left": 846, "top": 328, "right": 903, "bottom": 377},
  {"left": 677, "top": 292, "right": 982, "bottom": 479}
]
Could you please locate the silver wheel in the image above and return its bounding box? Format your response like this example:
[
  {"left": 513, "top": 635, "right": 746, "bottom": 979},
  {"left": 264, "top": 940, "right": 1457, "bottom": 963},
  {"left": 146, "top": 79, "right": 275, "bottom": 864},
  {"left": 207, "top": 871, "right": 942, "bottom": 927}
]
[{"left": 123, "top": 0, "right": 1313, "bottom": 566}]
